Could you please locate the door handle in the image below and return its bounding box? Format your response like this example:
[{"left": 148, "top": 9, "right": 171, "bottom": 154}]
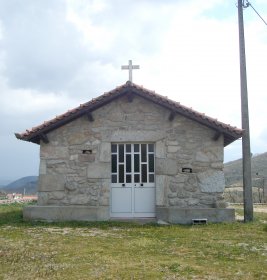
[
  {"left": 140, "top": 183, "right": 143, "bottom": 187},
  {"left": 122, "top": 183, "right": 125, "bottom": 187}
]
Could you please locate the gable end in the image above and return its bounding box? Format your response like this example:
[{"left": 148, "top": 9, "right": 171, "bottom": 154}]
[{"left": 15, "top": 82, "right": 242, "bottom": 146}]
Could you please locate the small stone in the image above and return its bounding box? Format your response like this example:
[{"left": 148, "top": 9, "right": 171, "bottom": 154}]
[
  {"left": 99, "top": 197, "right": 109, "bottom": 206},
  {"left": 156, "top": 158, "right": 177, "bottom": 175},
  {"left": 177, "top": 190, "right": 188, "bottom": 199},
  {"left": 167, "top": 146, "right": 180, "bottom": 153},
  {"left": 65, "top": 181, "right": 77, "bottom": 191},
  {"left": 168, "top": 193, "right": 177, "bottom": 198},
  {"left": 169, "top": 197, "right": 180, "bottom": 206},
  {"left": 70, "top": 155, "right": 78, "bottom": 161},
  {"left": 174, "top": 175, "right": 187, "bottom": 183},
  {"left": 51, "top": 191, "right": 65, "bottom": 200},
  {"left": 89, "top": 188, "right": 99, "bottom": 196},
  {"left": 214, "top": 201, "right": 229, "bottom": 208},
  {"left": 184, "top": 184, "right": 198, "bottom": 192},
  {"left": 166, "top": 140, "right": 179, "bottom": 146},
  {"left": 195, "top": 151, "right": 210, "bottom": 163},
  {"left": 69, "top": 194, "right": 90, "bottom": 205},
  {"left": 169, "top": 182, "right": 177, "bottom": 192},
  {"left": 188, "top": 176, "right": 197, "bottom": 186},
  {"left": 39, "top": 159, "right": 47, "bottom": 175},
  {"left": 211, "top": 162, "right": 224, "bottom": 169},
  {"left": 99, "top": 142, "right": 111, "bottom": 162},
  {"left": 37, "top": 192, "right": 48, "bottom": 205},
  {"left": 187, "top": 198, "right": 199, "bottom": 206},
  {"left": 78, "top": 154, "right": 95, "bottom": 162},
  {"left": 157, "top": 219, "right": 169, "bottom": 225},
  {"left": 155, "top": 140, "right": 165, "bottom": 158},
  {"left": 197, "top": 170, "right": 225, "bottom": 193}
]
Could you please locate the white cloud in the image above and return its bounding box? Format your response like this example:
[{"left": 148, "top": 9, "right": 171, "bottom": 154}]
[
  {"left": 0, "top": 0, "right": 91, "bottom": 92},
  {"left": 0, "top": 0, "right": 267, "bottom": 179}
]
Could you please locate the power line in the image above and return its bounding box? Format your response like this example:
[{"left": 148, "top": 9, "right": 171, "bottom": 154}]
[{"left": 246, "top": 1, "right": 267, "bottom": 26}]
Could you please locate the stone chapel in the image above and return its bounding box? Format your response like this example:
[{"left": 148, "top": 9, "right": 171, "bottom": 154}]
[{"left": 16, "top": 81, "right": 242, "bottom": 224}]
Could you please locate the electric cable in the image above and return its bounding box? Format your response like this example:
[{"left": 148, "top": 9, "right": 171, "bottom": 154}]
[{"left": 246, "top": 1, "right": 267, "bottom": 26}]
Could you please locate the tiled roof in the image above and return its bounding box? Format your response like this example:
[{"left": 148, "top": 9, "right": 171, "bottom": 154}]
[{"left": 15, "top": 81, "right": 243, "bottom": 146}]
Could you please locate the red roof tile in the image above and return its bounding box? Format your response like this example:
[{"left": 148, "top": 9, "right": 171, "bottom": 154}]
[{"left": 15, "top": 81, "right": 243, "bottom": 146}]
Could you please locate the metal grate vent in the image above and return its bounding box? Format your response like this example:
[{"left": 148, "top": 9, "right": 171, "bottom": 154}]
[{"left": 192, "top": 219, "right": 207, "bottom": 225}]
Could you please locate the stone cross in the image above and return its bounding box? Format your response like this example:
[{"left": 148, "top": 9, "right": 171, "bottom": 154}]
[{"left": 121, "top": 60, "right": 140, "bottom": 82}]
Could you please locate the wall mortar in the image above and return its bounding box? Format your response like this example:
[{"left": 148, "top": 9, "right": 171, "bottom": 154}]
[{"left": 38, "top": 94, "right": 226, "bottom": 209}]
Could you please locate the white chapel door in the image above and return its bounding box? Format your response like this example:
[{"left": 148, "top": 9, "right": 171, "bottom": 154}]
[{"left": 110, "top": 143, "right": 155, "bottom": 218}]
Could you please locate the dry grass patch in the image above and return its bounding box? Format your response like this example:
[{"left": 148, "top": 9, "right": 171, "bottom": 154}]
[{"left": 0, "top": 203, "right": 266, "bottom": 279}]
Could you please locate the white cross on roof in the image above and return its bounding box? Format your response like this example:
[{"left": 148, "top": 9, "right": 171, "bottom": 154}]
[{"left": 121, "top": 60, "right": 140, "bottom": 82}]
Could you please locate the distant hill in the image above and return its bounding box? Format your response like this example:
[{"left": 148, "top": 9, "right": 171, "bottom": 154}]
[
  {"left": 0, "top": 179, "right": 13, "bottom": 188},
  {"left": 1, "top": 176, "right": 38, "bottom": 195},
  {"left": 224, "top": 152, "right": 267, "bottom": 187}
]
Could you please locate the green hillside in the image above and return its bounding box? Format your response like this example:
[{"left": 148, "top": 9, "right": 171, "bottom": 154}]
[
  {"left": 1, "top": 176, "right": 38, "bottom": 194},
  {"left": 224, "top": 152, "right": 267, "bottom": 187}
]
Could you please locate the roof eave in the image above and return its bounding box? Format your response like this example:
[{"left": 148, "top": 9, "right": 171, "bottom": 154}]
[
  {"left": 15, "top": 82, "right": 243, "bottom": 146},
  {"left": 223, "top": 133, "right": 242, "bottom": 147}
]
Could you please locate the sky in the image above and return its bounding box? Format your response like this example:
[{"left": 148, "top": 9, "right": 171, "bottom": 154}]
[{"left": 0, "top": 0, "right": 267, "bottom": 181}]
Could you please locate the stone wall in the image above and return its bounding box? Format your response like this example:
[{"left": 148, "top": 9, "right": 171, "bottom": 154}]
[{"left": 38, "top": 94, "right": 226, "bottom": 211}]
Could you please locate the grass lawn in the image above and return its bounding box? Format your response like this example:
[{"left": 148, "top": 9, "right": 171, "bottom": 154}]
[{"left": 0, "top": 204, "right": 266, "bottom": 279}]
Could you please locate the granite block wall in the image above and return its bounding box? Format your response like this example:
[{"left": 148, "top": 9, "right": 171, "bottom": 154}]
[{"left": 37, "top": 94, "right": 226, "bottom": 209}]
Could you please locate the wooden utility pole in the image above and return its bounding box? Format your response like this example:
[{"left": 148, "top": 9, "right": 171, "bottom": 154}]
[{"left": 238, "top": 0, "right": 253, "bottom": 221}]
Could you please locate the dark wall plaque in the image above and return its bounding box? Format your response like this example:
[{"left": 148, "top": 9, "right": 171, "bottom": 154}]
[{"left": 182, "top": 167, "right": 192, "bottom": 173}]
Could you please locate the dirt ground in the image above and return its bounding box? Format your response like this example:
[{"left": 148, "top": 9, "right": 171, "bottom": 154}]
[
  {"left": 230, "top": 204, "right": 267, "bottom": 221},
  {"left": 254, "top": 205, "right": 267, "bottom": 213},
  {"left": 232, "top": 204, "right": 267, "bottom": 213}
]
